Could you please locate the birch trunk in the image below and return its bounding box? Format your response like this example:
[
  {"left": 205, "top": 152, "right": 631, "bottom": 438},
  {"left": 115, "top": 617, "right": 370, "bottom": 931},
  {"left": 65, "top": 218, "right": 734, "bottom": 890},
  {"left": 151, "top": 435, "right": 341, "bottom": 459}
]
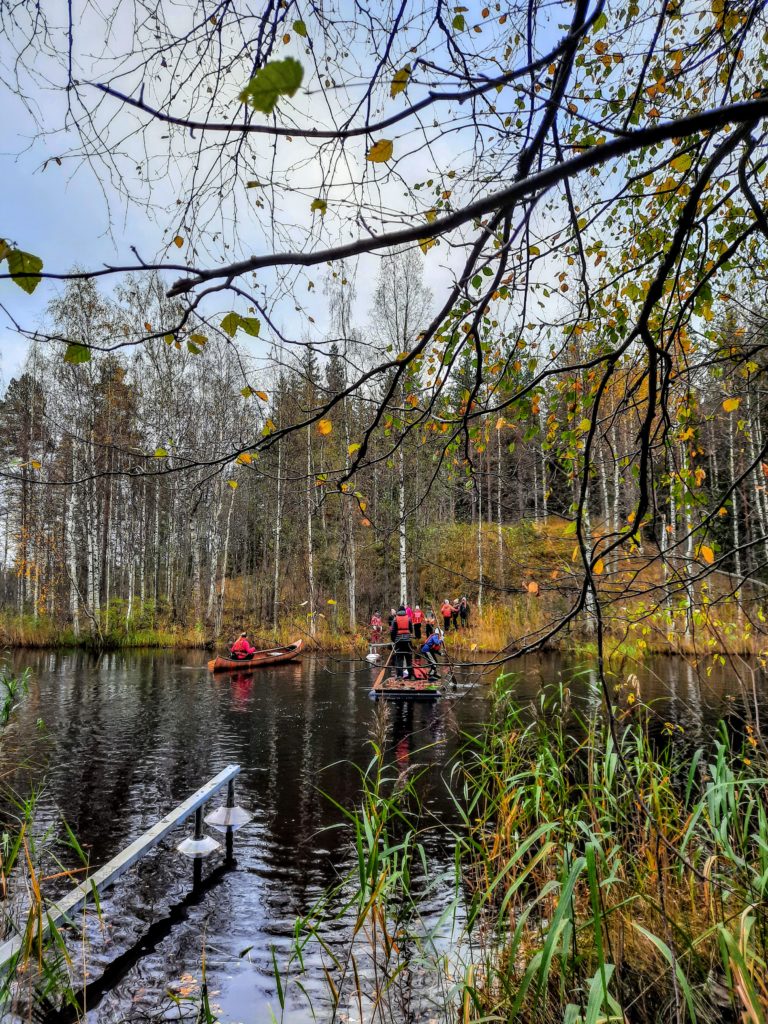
[{"left": 306, "top": 428, "right": 317, "bottom": 637}]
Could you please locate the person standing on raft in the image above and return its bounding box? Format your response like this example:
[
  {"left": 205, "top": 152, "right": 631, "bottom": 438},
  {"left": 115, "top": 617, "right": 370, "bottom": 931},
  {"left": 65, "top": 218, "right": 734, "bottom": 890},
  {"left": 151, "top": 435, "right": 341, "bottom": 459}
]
[
  {"left": 231, "top": 632, "right": 256, "bottom": 660},
  {"left": 420, "top": 627, "right": 444, "bottom": 680},
  {"left": 390, "top": 605, "right": 414, "bottom": 679}
]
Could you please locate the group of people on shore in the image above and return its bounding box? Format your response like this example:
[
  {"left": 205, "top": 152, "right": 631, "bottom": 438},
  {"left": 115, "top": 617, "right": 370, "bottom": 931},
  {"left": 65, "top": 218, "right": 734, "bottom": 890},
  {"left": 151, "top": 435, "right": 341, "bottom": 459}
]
[{"left": 368, "top": 597, "right": 471, "bottom": 680}]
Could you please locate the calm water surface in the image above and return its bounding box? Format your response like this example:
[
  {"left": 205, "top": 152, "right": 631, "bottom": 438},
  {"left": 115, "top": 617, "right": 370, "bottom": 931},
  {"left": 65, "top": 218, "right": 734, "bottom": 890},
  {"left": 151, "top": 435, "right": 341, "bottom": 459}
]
[{"left": 0, "top": 648, "right": 763, "bottom": 1022}]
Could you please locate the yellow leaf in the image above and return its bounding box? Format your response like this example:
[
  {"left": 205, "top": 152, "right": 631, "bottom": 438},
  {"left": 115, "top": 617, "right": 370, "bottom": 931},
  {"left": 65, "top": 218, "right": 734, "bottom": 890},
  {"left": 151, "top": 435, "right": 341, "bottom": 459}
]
[
  {"left": 594, "top": 40, "right": 608, "bottom": 54},
  {"left": 327, "top": 598, "right": 337, "bottom": 605},
  {"left": 253, "top": 390, "right": 268, "bottom": 401},
  {"left": 317, "top": 419, "right": 333, "bottom": 435},
  {"left": 671, "top": 153, "right": 692, "bottom": 173},
  {"left": 593, "top": 558, "right": 605, "bottom": 575},
  {"left": 722, "top": 397, "right": 740, "bottom": 413},
  {"left": 30, "top": 459, "right": 41, "bottom": 470},
  {"left": 495, "top": 416, "right": 506, "bottom": 430},
  {"left": 419, "top": 237, "right": 437, "bottom": 254},
  {"left": 228, "top": 479, "right": 238, "bottom": 489},
  {"left": 366, "top": 139, "right": 393, "bottom": 163},
  {"left": 425, "top": 208, "right": 437, "bottom": 223},
  {"left": 528, "top": 245, "right": 541, "bottom": 257},
  {"left": 390, "top": 66, "right": 411, "bottom": 98},
  {"left": 348, "top": 442, "right": 361, "bottom": 454},
  {"left": 173, "top": 235, "right": 184, "bottom": 248},
  {"left": 236, "top": 452, "right": 252, "bottom": 465},
  {"left": 700, "top": 545, "right": 715, "bottom": 564}
]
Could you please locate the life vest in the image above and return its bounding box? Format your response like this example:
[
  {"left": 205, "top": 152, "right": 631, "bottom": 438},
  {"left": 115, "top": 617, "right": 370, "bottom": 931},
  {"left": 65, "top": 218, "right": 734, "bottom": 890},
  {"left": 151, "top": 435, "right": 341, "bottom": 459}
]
[
  {"left": 394, "top": 612, "right": 411, "bottom": 637},
  {"left": 412, "top": 608, "right": 424, "bottom": 624},
  {"left": 441, "top": 602, "right": 452, "bottom": 618}
]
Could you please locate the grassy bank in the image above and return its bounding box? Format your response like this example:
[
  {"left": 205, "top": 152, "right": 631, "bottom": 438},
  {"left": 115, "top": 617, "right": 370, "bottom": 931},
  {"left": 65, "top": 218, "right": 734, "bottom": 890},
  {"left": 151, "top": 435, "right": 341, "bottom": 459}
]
[
  {"left": 0, "top": 612, "right": 209, "bottom": 650},
  {"left": 3, "top": 517, "right": 768, "bottom": 657},
  {"left": 285, "top": 680, "right": 768, "bottom": 1024}
]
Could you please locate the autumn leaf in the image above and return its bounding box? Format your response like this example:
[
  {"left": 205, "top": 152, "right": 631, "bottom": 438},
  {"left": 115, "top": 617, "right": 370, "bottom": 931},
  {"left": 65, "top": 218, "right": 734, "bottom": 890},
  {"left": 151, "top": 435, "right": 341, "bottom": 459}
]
[
  {"left": 495, "top": 416, "right": 507, "bottom": 430},
  {"left": 425, "top": 208, "right": 437, "bottom": 223},
  {"left": 348, "top": 442, "right": 361, "bottom": 454},
  {"left": 722, "top": 397, "right": 740, "bottom": 412},
  {"left": 593, "top": 558, "right": 605, "bottom": 575},
  {"left": 311, "top": 198, "right": 327, "bottom": 215},
  {"left": 366, "top": 139, "right": 393, "bottom": 163},
  {"left": 419, "top": 237, "right": 437, "bottom": 254},
  {"left": 154, "top": 447, "right": 169, "bottom": 458},
  {"left": 30, "top": 459, "right": 42, "bottom": 470},
  {"left": 236, "top": 452, "right": 253, "bottom": 465},
  {"left": 173, "top": 235, "right": 184, "bottom": 248},
  {"left": 327, "top": 598, "right": 337, "bottom": 605},
  {"left": 317, "top": 419, "right": 333, "bottom": 435},
  {"left": 527, "top": 580, "right": 539, "bottom": 595},
  {"left": 700, "top": 545, "right": 715, "bottom": 564},
  {"left": 228, "top": 479, "right": 238, "bottom": 489},
  {"left": 671, "top": 153, "right": 692, "bottom": 173},
  {"left": 390, "top": 66, "right": 410, "bottom": 97}
]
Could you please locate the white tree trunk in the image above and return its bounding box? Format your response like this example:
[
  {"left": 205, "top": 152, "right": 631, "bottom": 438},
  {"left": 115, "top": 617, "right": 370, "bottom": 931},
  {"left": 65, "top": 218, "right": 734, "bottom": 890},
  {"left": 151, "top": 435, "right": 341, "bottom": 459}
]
[
  {"left": 306, "top": 429, "right": 316, "bottom": 636},
  {"left": 398, "top": 445, "right": 407, "bottom": 603}
]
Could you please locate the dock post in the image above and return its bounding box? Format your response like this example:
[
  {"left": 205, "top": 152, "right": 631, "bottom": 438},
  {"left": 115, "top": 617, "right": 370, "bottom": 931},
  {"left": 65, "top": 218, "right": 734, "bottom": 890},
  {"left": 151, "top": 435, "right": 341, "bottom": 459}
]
[{"left": 225, "top": 779, "right": 235, "bottom": 863}]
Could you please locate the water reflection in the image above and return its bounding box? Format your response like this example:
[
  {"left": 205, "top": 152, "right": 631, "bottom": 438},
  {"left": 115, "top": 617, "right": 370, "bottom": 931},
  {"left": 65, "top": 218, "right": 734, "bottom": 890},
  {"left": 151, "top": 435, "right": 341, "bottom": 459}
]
[{"left": 0, "top": 648, "right": 764, "bottom": 1022}]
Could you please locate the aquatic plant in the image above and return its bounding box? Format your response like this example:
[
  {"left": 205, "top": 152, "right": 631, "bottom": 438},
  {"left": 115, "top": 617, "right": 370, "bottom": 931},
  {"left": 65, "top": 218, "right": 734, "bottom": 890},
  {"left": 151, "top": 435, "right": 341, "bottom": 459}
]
[{"left": 285, "top": 680, "right": 768, "bottom": 1024}]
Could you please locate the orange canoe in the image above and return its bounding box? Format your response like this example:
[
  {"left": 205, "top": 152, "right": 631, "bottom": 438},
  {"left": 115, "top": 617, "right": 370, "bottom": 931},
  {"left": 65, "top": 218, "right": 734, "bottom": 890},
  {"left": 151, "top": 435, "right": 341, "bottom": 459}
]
[{"left": 207, "top": 639, "right": 303, "bottom": 673}]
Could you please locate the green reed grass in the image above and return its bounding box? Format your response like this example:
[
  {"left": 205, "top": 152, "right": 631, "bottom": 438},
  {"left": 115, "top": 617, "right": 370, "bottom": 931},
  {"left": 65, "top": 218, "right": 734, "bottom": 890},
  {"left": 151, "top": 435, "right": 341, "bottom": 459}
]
[{"left": 284, "top": 679, "right": 768, "bottom": 1024}]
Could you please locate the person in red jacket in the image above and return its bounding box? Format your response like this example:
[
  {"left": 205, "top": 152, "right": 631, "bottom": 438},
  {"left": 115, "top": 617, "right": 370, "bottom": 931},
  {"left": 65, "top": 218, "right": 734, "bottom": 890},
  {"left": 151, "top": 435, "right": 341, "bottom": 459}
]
[
  {"left": 370, "top": 610, "right": 383, "bottom": 641},
  {"left": 412, "top": 604, "right": 425, "bottom": 641},
  {"left": 230, "top": 632, "right": 256, "bottom": 659},
  {"left": 441, "top": 599, "right": 453, "bottom": 633}
]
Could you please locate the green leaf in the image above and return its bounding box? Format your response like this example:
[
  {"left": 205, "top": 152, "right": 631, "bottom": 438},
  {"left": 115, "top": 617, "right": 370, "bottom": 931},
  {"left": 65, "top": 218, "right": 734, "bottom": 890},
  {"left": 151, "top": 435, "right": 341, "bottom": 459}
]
[
  {"left": 187, "top": 339, "right": 203, "bottom": 354},
  {"left": 63, "top": 343, "right": 91, "bottom": 364},
  {"left": 239, "top": 58, "right": 304, "bottom": 115},
  {"left": 238, "top": 316, "right": 261, "bottom": 337},
  {"left": 452, "top": 13, "right": 465, "bottom": 29},
  {"left": 311, "top": 198, "right": 328, "bottom": 215},
  {"left": 221, "top": 313, "right": 240, "bottom": 337},
  {"left": 293, "top": 19, "right": 307, "bottom": 36},
  {"left": 7, "top": 248, "right": 43, "bottom": 294}
]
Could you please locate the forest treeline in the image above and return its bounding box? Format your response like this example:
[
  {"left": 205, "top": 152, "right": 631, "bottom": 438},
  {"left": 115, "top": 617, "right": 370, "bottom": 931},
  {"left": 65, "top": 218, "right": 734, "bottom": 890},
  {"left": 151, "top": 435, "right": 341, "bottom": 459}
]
[{"left": 0, "top": 259, "right": 766, "bottom": 648}]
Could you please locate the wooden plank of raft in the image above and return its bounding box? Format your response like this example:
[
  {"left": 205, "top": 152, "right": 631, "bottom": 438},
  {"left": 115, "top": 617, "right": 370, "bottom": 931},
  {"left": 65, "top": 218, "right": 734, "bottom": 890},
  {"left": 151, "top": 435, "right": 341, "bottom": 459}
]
[{"left": 0, "top": 763, "right": 241, "bottom": 971}]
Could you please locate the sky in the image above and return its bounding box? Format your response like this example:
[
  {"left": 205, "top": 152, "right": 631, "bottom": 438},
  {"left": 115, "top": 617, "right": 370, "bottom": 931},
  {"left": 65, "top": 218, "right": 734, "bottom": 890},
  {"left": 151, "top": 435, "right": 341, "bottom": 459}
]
[{"left": 0, "top": 0, "right": 489, "bottom": 389}]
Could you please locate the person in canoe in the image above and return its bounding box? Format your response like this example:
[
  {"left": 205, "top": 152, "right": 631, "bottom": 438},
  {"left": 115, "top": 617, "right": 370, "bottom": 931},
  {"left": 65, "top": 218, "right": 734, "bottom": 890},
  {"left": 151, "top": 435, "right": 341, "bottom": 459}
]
[
  {"left": 230, "top": 632, "right": 257, "bottom": 660},
  {"left": 420, "top": 627, "right": 444, "bottom": 680}
]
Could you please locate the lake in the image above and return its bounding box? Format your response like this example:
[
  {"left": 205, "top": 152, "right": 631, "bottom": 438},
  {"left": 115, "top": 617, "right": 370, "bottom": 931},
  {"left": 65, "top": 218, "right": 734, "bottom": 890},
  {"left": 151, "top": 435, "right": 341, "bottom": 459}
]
[{"left": 0, "top": 648, "right": 762, "bottom": 1022}]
